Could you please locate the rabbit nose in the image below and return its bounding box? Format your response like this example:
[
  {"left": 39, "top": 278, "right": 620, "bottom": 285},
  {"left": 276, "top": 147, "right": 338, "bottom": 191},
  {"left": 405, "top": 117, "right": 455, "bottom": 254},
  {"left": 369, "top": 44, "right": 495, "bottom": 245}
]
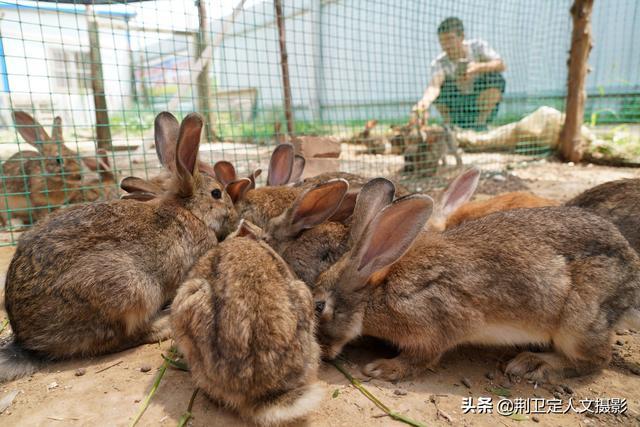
[{"left": 315, "top": 301, "right": 326, "bottom": 314}]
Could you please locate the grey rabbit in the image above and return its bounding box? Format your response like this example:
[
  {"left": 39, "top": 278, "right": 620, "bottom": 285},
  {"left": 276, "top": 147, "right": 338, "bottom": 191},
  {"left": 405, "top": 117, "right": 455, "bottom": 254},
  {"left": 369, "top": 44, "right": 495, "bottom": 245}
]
[
  {"left": 565, "top": 178, "right": 640, "bottom": 253},
  {"left": 257, "top": 168, "right": 480, "bottom": 286},
  {"left": 313, "top": 178, "right": 640, "bottom": 383},
  {"left": 0, "top": 112, "right": 238, "bottom": 382},
  {"left": 171, "top": 220, "right": 322, "bottom": 425}
]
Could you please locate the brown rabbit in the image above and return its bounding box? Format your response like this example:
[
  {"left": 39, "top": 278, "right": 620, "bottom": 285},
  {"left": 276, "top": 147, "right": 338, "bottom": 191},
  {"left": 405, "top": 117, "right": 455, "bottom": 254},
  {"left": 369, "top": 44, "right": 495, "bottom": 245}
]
[
  {"left": 234, "top": 143, "right": 409, "bottom": 228},
  {"left": 253, "top": 179, "right": 351, "bottom": 285},
  {"left": 0, "top": 112, "right": 239, "bottom": 382},
  {"left": 66, "top": 149, "right": 120, "bottom": 204},
  {"left": 171, "top": 220, "right": 322, "bottom": 425},
  {"left": 313, "top": 178, "right": 640, "bottom": 383},
  {"left": 257, "top": 170, "right": 479, "bottom": 286},
  {"left": 117, "top": 119, "right": 252, "bottom": 202},
  {"left": 446, "top": 191, "right": 558, "bottom": 229},
  {"left": 0, "top": 112, "right": 90, "bottom": 225},
  {"left": 233, "top": 143, "right": 307, "bottom": 227},
  {"left": 565, "top": 178, "right": 640, "bottom": 253}
]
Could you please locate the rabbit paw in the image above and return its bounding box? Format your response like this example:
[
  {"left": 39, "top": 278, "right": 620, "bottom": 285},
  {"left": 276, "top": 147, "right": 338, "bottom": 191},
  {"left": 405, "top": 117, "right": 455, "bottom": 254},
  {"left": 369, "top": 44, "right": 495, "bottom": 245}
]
[
  {"left": 505, "top": 352, "right": 554, "bottom": 383},
  {"left": 142, "top": 312, "right": 172, "bottom": 344},
  {"left": 362, "top": 357, "right": 409, "bottom": 382}
]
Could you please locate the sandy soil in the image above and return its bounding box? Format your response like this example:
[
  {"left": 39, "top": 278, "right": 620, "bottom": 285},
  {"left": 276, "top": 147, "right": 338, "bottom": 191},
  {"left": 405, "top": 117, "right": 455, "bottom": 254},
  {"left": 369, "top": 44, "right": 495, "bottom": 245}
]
[{"left": 1, "top": 160, "right": 640, "bottom": 427}]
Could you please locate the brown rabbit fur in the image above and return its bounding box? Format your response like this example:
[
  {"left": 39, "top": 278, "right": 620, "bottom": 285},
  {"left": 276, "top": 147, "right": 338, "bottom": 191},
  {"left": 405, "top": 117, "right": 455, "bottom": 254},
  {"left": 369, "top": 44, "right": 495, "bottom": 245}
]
[
  {"left": 565, "top": 178, "right": 640, "bottom": 253},
  {"left": 232, "top": 143, "right": 306, "bottom": 227},
  {"left": 252, "top": 179, "right": 351, "bottom": 285},
  {"left": 445, "top": 191, "right": 558, "bottom": 230},
  {"left": 171, "top": 221, "right": 322, "bottom": 425},
  {"left": 257, "top": 170, "right": 481, "bottom": 286},
  {"left": 0, "top": 112, "right": 100, "bottom": 225},
  {"left": 232, "top": 144, "right": 408, "bottom": 230},
  {"left": 0, "top": 112, "right": 239, "bottom": 382},
  {"left": 313, "top": 178, "right": 640, "bottom": 383},
  {"left": 297, "top": 172, "right": 411, "bottom": 198},
  {"left": 119, "top": 116, "right": 225, "bottom": 200},
  {"left": 66, "top": 150, "right": 119, "bottom": 204}
]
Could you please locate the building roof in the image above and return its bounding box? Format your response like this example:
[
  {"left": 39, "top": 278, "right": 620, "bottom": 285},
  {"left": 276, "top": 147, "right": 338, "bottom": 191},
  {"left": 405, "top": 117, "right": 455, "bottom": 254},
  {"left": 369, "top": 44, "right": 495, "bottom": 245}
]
[{"left": 0, "top": 1, "right": 137, "bottom": 19}]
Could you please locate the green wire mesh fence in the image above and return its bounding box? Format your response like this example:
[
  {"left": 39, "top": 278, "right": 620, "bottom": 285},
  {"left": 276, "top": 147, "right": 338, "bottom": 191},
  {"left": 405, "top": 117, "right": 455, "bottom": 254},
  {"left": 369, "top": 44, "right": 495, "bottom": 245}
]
[{"left": 0, "top": 0, "right": 638, "bottom": 245}]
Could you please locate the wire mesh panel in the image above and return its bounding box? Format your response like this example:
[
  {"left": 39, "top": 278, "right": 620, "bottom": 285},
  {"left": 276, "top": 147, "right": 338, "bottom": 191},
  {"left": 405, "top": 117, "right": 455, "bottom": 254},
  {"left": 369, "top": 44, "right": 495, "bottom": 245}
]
[{"left": 0, "top": 0, "right": 638, "bottom": 246}]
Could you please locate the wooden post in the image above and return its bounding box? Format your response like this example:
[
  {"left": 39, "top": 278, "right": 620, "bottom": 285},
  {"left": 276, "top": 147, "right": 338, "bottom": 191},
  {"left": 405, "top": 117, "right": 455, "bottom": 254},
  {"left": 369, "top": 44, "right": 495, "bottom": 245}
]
[
  {"left": 125, "top": 16, "right": 138, "bottom": 105},
  {"left": 559, "top": 0, "right": 594, "bottom": 163},
  {"left": 196, "top": 0, "right": 218, "bottom": 142},
  {"left": 309, "top": 0, "right": 322, "bottom": 121},
  {"left": 138, "top": 52, "right": 151, "bottom": 107},
  {"left": 86, "top": 6, "right": 112, "bottom": 150},
  {"left": 274, "top": 0, "right": 294, "bottom": 136}
]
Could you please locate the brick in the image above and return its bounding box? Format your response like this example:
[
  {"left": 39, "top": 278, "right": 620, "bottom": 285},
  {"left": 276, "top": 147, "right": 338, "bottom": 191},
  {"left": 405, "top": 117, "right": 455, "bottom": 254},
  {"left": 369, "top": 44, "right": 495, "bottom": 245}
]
[
  {"left": 292, "top": 136, "right": 341, "bottom": 159},
  {"left": 301, "top": 158, "right": 340, "bottom": 179}
]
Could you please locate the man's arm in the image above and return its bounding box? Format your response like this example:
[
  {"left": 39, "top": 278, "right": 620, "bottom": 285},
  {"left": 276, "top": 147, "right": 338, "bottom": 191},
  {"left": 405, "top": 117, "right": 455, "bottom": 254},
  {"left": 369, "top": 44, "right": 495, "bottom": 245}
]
[
  {"left": 414, "top": 72, "right": 445, "bottom": 113},
  {"left": 467, "top": 59, "right": 506, "bottom": 75}
]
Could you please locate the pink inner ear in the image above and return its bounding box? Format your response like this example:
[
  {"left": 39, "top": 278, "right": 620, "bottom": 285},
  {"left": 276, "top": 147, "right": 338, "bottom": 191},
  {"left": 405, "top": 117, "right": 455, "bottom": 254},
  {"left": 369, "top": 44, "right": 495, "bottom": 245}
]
[
  {"left": 179, "top": 145, "right": 198, "bottom": 175},
  {"left": 267, "top": 144, "right": 294, "bottom": 186},
  {"left": 236, "top": 221, "right": 258, "bottom": 240},
  {"left": 291, "top": 180, "right": 348, "bottom": 229},
  {"left": 225, "top": 178, "right": 251, "bottom": 203},
  {"left": 357, "top": 197, "right": 432, "bottom": 274},
  {"left": 13, "top": 111, "right": 48, "bottom": 144},
  {"left": 289, "top": 155, "right": 306, "bottom": 183},
  {"left": 154, "top": 112, "right": 180, "bottom": 169},
  {"left": 214, "top": 161, "right": 237, "bottom": 186},
  {"left": 176, "top": 115, "right": 203, "bottom": 175},
  {"left": 443, "top": 169, "right": 480, "bottom": 215},
  {"left": 329, "top": 191, "right": 358, "bottom": 222}
]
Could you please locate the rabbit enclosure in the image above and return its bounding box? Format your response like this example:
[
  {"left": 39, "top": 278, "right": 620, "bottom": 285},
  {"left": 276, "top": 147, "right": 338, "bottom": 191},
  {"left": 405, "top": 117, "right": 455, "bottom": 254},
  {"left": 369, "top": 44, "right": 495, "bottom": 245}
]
[{"left": 0, "top": 0, "right": 639, "bottom": 426}]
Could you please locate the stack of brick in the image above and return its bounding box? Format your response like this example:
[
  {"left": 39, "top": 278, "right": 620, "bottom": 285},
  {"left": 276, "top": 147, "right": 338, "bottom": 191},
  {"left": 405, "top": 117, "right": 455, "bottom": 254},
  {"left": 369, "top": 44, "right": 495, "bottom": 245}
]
[{"left": 291, "top": 136, "right": 341, "bottom": 179}]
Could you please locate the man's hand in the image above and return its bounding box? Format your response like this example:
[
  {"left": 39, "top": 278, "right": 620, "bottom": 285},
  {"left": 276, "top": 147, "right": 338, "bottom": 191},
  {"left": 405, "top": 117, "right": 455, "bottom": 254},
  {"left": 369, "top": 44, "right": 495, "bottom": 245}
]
[
  {"left": 412, "top": 100, "right": 426, "bottom": 112},
  {"left": 465, "top": 61, "right": 484, "bottom": 77},
  {"left": 412, "top": 102, "right": 429, "bottom": 122}
]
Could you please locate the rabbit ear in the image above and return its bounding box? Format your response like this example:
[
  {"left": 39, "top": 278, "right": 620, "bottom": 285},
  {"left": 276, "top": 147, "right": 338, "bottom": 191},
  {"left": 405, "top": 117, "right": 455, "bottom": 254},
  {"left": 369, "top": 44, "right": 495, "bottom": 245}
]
[
  {"left": 274, "top": 121, "right": 285, "bottom": 144},
  {"left": 94, "top": 149, "right": 114, "bottom": 183},
  {"left": 328, "top": 190, "right": 359, "bottom": 222},
  {"left": 13, "top": 111, "right": 51, "bottom": 150},
  {"left": 248, "top": 168, "right": 262, "bottom": 190},
  {"left": 197, "top": 161, "right": 216, "bottom": 178},
  {"left": 82, "top": 156, "right": 100, "bottom": 171},
  {"left": 154, "top": 112, "right": 180, "bottom": 171},
  {"left": 121, "top": 192, "right": 157, "bottom": 201},
  {"left": 174, "top": 113, "right": 204, "bottom": 197},
  {"left": 350, "top": 195, "right": 433, "bottom": 288},
  {"left": 349, "top": 178, "right": 395, "bottom": 245},
  {"left": 214, "top": 161, "right": 237, "bottom": 186},
  {"left": 120, "top": 176, "right": 162, "bottom": 195},
  {"left": 365, "top": 120, "right": 378, "bottom": 130},
  {"left": 288, "top": 155, "right": 306, "bottom": 184},
  {"left": 286, "top": 179, "right": 348, "bottom": 234},
  {"left": 51, "top": 116, "right": 63, "bottom": 142},
  {"left": 225, "top": 178, "right": 252, "bottom": 203},
  {"left": 233, "top": 219, "right": 260, "bottom": 240},
  {"left": 438, "top": 167, "right": 480, "bottom": 218},
  {"left": 267, "top": 143, "right": 294, "bottom": 186},
  {"left": 83, "top": 148, "right": 108, "bottom": 172}
]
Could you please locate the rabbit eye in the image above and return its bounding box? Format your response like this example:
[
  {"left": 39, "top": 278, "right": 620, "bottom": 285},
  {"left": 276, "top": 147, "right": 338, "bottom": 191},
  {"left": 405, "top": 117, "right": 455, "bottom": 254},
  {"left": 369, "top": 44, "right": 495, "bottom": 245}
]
[
  {"left": 211, "top": 189, "right": 222, "bottom": 199},
  {"left": 56, "top": 157, "right": 64, "bottom": 166},
  {"left": 315, "top": 301, "right": 326, "bottom": 314}
]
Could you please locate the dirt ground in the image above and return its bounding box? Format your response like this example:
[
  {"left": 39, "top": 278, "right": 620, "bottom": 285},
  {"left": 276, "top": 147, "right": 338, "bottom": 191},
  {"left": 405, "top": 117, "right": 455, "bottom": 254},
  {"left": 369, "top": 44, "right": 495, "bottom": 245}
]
[{"left": 1, "top": 160, "right": 640, "bottom": 427}]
